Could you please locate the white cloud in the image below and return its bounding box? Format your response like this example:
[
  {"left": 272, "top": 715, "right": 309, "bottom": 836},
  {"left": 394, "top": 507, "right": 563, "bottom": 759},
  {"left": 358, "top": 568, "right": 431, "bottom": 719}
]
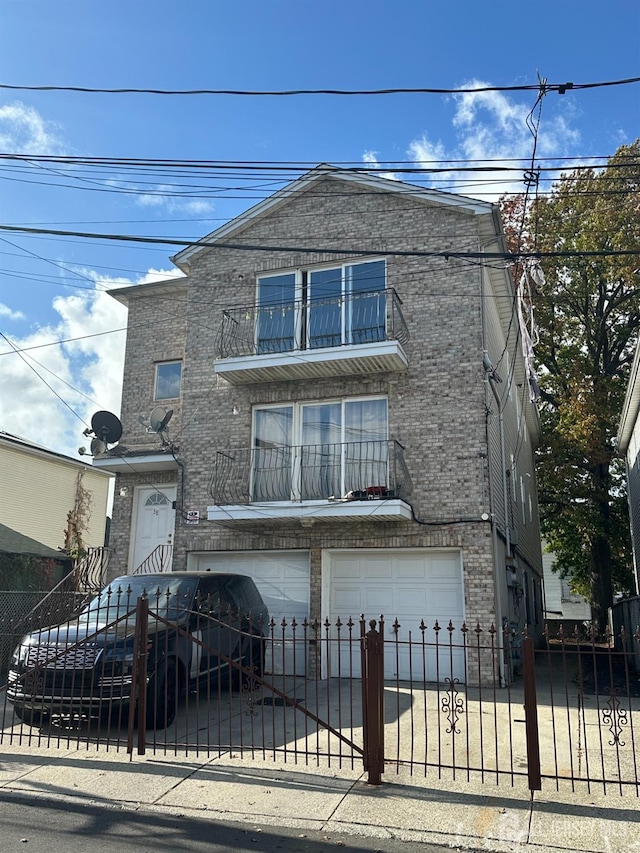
[
  {"left": 362, "top": 151, "right": 399, "bottom": 181},
  {"left": 405, "top": 81, "right": 581, "bottom": 199},
  {"left": 136, "top": 184, "right": 214, "bottom": 215},
  {"left": 0, "top": 303, "right": 24, "bottom": 321},
  {"left": 0, "top": 101, "right": 67, "bottom": 154},
  {"left": 0, "top": 267, "right": 184, "bottom": 459}
]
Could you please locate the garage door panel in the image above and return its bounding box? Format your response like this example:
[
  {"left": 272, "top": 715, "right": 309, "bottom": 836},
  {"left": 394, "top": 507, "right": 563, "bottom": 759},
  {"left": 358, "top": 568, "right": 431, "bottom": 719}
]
[
  {"left": 364, "top": 589, "right": 392, "bottom": 610},
  {"left": 334, "top": 587, "right": 364, "bottom": 611},
  {"left": 329, "top": 550, "right": 464, "bottom": 682},
  {"left": 395, "top": 557, "right": 428, "bottom": 579},
  {"left": 195, "top": 550, "right": 309, "bottom": 676},
  {"left": 396, "top": 588, "right": 427, "bottom": 610},
  {"left": 332, "top": 560, "right": 362, "bottom": 580},
  {"left": 364, "top": 560, "right": 395, "bottom": 579}
]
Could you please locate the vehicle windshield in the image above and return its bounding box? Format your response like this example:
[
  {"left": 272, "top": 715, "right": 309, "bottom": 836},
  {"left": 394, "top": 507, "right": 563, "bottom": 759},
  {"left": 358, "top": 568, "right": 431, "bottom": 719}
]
[{"left": 83, "top": 576, "right": 199, "bottom": 623}]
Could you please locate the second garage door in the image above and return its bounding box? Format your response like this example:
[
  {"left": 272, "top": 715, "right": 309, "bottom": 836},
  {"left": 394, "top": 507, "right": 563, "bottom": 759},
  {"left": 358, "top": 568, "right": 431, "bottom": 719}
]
[
  {"left": 327, "top": 549, "right": 465, "bottom": 681},
  {"left": 192, "top": 550, "right": 310, "bottom": 675}
]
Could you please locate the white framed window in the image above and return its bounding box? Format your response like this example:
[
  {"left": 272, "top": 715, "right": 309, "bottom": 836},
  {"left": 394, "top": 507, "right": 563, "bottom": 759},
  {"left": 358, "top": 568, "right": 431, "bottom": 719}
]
[
  {"left": 154, "top": 361, "right": 182, "bottom": 400},
  {"left": 256, "top": 259, "right": 386, "bottom": 354},
  {"left": 252, "top": 396, "right": 388, "bottom": 501}
]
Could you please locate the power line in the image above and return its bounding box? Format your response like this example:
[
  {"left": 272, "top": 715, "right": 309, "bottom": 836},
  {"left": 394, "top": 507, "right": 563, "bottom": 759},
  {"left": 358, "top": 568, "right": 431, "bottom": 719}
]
[
  {"left": 1, "top": 223, "right": 638, "bottom": 260},
  {"left": 0, "top": 77, "right": 638, "bottom": 96}
]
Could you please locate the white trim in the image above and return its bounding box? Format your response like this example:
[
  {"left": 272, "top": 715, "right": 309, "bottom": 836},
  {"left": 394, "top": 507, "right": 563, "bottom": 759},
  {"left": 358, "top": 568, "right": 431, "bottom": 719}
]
[
  {"left": 214, "top": 339, "right": 408, "bottom": 382},
  {"left": 92, "top": 453, "right": 179, "bottom": 473},
  {"left": 207, "top": 498, "right": 412, "bottom": 523}
]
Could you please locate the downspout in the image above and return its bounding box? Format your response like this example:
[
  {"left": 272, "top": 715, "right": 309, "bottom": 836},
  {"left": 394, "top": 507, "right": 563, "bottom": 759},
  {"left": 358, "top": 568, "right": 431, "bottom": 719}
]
[
  {"left": 487, "top": 377, "right": 511, "bottom": 556},
  {"left": 481, "top": 264, "right": 507, "bottom": 687}
]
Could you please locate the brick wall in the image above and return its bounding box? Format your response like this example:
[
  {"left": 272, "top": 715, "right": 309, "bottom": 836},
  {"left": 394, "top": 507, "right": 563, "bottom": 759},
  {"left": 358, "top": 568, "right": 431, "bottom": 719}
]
[{"left": 110, "top": 175, "right": 540, "bottom": 633}]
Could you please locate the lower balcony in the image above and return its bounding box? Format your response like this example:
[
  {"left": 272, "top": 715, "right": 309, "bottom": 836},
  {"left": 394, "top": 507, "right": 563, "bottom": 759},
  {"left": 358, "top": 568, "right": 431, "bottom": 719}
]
[{"left": 207, "top": 439, "right": 413, "bottom": 525}]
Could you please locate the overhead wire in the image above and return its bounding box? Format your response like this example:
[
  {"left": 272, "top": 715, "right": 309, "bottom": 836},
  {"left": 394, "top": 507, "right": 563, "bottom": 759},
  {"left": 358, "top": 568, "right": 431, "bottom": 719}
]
[
  {"left": 0, "top": 76, "right": 638, "bottom": 96},
  {"left": 0, "top": 222, "right": 638, "bottom": 260}
]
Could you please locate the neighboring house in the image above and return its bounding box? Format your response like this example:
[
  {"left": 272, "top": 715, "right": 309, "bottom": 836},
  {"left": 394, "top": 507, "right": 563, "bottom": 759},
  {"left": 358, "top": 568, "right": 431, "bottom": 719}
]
[
  {"left": 93, "top": 166, "right": 544, "bottom": 681},
  {"left": 617, "top": 339, "right": 640, "bottom": 596},
  {"left": 0, "top": 431, "right": 113, "bottom": 555},
  {"left": 0, "top": 521, "right": 72, "bottom": 589},
  {"left": 542, "top": 547, "right": 591, "bottom": 631}
]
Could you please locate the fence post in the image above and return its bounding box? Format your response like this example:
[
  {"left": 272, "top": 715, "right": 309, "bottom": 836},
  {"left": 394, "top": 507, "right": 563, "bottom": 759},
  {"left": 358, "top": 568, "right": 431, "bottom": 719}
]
[
  {"left": 361, "top": 618, "right": 385, "bottom": 785},
  {"left": 522, "top": 630, "right": 541, "bottom": 792},
  {"left": 126, "top": 595, "right": 148, "bottom": 757}
]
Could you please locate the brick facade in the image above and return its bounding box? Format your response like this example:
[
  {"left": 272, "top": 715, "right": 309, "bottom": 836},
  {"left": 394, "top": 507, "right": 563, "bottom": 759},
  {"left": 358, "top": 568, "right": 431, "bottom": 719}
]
[{"left": 99, "top": 170, "right": 543, "bottom": 660}]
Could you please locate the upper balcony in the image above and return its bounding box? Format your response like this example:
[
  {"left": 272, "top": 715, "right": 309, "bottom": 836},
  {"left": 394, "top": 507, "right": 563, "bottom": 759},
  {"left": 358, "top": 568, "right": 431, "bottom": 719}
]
[
  {"left": 214, "top": 288, "right": 409, "bottom": 384},
  {"left": 207, "top": 439, "right": 413, "bottom": 524}
]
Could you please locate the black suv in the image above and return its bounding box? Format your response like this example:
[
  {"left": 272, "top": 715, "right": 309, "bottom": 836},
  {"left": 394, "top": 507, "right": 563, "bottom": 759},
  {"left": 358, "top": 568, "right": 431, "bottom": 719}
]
[{"left": 7, "top": 572, "right": 269, "bottom": 729}]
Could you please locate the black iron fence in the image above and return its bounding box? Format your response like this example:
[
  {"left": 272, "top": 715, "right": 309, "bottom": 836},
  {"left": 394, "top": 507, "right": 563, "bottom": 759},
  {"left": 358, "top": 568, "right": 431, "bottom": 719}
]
[
  {"left": 1, "top": 598, "right": 639, "bottom": 796},
  {"left": 209, "top": 439, "right": 413, "bottom": 505}
]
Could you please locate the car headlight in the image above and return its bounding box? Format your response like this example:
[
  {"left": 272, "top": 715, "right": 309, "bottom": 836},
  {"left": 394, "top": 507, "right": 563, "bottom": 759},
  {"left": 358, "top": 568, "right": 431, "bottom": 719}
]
[
  {"left": 10, "top": 638, "right": 31, "bottom": 669},
  {"left": 102, "top": 644, "right": 135, "bottom": 676}
]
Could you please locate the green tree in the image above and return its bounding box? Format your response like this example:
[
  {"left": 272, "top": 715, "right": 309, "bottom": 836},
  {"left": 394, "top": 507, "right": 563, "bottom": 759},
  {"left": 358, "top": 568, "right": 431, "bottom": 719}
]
[{"left": 501, "top": 140, "right": 640, "bottom": 632}]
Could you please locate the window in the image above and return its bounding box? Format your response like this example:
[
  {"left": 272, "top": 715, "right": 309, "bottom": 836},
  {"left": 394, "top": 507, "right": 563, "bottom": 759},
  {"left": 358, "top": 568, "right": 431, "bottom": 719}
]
[
  {"left": 256, "top": 259, "right": 386, "bottom": 354},
  {"left": 154, "top": 361, "right": 182, "bottom": 400},
  {"left": 252, "top": 397, "right": 388, "bottom": 501}
]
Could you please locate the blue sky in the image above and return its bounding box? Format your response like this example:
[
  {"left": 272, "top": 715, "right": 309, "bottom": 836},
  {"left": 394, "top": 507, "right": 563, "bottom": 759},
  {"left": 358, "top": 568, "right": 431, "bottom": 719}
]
[{"left": 0, "top": 0, "right": 638, "bottom": 458}]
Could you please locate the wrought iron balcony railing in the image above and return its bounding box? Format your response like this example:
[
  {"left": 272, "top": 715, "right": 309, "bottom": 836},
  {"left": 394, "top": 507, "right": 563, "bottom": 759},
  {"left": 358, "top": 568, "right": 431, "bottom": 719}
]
[
  {"left": 217, "top": 288, "right": 409, "bottom": 359},
  {"left": 209, "top": 439, "right": 413, "bottom": 507}
]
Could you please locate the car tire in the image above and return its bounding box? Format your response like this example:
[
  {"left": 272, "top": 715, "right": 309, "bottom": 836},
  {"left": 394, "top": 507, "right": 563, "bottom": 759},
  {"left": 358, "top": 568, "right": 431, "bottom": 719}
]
[
  {"left": 145, "top": 658, "right": 178, "bottom": 730},
  {"left": 12, "top": 703, "right": 48, "bottom": 727}
]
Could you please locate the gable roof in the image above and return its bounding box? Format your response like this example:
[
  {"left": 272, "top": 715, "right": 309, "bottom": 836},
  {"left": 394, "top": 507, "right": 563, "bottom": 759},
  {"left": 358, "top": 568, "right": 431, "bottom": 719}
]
[
  {"left": 0, "top": 430, "right": 113, "bottom": 478},
  {"left": 170, "top": 164, "right": 494, "bottom": 271},
  {"left": 0, "top": 522, "right": 71, "bottom": 561}
]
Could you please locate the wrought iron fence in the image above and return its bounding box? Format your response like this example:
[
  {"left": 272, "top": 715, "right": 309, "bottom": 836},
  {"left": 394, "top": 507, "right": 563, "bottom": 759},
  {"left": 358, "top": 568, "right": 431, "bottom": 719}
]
[
  {"left": 217, "top": 287, "right": 409, "bottom": 359},
  {"left": 1, "top": 602, "right": 639, "bottom": 796},
  {"left": 132, "top": 544, "right": 174, "bottom": 575},
  {"left": 209, "top": 439, "right": 412, "bottom": 506}
]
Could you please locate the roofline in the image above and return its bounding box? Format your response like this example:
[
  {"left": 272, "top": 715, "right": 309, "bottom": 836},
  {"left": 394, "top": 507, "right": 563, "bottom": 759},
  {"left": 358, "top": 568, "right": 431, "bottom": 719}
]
[
  {"left": 170, "top": 165, "right": 493, "bottom": 271},
  {"left": 0, "top": 431, "right": 114, "bottom": 477},
  {"left": 108, "top": 275, "right": 187, "bottom": 307},
  {"left": 617, "top": 339, "right": 640, "bottom": 452}
]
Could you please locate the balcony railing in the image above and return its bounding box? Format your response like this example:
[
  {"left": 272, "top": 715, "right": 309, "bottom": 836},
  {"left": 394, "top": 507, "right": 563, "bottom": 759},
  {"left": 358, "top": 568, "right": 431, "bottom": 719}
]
[
  {"left": 217, "top": 288, "right": 409, "bottom": 359},
  {"left": 209, "top": 439, "right": 413, "bottom": 506}
]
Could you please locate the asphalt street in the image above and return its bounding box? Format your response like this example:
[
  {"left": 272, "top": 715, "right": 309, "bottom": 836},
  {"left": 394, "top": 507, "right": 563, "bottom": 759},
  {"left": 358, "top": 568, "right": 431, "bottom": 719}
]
[{"left": 0, "top": 791, "right": 477, "bottom": 853}]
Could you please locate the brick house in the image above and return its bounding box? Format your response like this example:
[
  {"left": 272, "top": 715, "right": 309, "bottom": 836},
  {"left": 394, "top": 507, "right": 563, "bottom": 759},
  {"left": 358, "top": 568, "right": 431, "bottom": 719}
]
[{"left": 93, "top": 166, "right": 543, "bottom": 681}]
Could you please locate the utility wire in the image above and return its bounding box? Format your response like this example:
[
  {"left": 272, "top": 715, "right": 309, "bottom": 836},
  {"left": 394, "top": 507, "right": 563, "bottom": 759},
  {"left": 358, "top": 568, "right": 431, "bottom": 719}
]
[
  {"left": 0, "top": 77, "right": 638, "bottom": 96},
  {"left": 1, "top": 223, "right": 638, "bottom": 260}
]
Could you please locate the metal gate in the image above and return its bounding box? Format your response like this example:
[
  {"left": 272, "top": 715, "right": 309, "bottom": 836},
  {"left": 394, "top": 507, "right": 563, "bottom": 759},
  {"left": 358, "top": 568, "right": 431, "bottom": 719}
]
[{"left": 1, "top": 593, "right": 639, "bottom": 794}]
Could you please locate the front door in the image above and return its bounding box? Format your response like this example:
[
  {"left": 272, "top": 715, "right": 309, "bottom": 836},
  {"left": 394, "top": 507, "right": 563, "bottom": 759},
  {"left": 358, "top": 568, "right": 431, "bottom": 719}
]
[{"left": 130, "top": 486, "right": 176, "bottom": 572}]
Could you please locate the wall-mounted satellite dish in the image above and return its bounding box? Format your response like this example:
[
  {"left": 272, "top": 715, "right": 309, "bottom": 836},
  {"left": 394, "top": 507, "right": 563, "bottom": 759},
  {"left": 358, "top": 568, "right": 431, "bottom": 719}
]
[
  {"left": 90, "top": 437, "right": 107, "bottom": 456},
  {"left": 150, "top": 406, "right": 173, "bottom": 434},
  {"left": 79, "top": 410, "right": 123, "bottom": 458},
  {"left": 91, "top": 410, "right": 123, "bottom": 445},
  {"left": 149, "top": 406, "right": 173, "bottom": 446}
]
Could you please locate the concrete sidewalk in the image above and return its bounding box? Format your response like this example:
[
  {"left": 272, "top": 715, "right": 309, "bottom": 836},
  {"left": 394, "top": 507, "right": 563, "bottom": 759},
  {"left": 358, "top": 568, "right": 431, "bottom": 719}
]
[{"left": 0, "top": 739, "right": 638, "bottom": 852}]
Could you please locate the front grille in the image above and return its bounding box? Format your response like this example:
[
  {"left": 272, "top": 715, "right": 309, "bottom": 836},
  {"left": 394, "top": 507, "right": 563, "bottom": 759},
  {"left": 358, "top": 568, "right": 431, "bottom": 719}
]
[{"left": 26, "top": 644, "right": 103, "bottom": 669}]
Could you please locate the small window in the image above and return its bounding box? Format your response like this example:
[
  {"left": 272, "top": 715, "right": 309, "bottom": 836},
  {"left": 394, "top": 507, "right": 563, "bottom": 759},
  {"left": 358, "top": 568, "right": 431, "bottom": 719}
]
[{"left": 154, "top": 361, "right": 182, "bottom": 400}]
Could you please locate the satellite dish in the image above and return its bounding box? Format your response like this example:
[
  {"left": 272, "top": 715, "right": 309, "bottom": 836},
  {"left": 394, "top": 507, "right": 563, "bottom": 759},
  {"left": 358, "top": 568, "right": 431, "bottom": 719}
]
[
  {"left": 90, "top": 437, "right": 107, "bottom": 456},
  {"left": 90, "top": 410, "right": 123, "bottom": 445},
  {"left": 150, "top": 406, "right": 173, "bottom": 434}
]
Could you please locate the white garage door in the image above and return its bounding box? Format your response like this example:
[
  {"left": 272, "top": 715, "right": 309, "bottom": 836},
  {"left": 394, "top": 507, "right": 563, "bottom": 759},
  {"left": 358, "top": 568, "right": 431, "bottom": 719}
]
[
  {"left": 327, "top": 549, "right": 465, "bottom": 682},
  {"left": 193, "top": 550, "right": 310, "bottom": 675}
]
